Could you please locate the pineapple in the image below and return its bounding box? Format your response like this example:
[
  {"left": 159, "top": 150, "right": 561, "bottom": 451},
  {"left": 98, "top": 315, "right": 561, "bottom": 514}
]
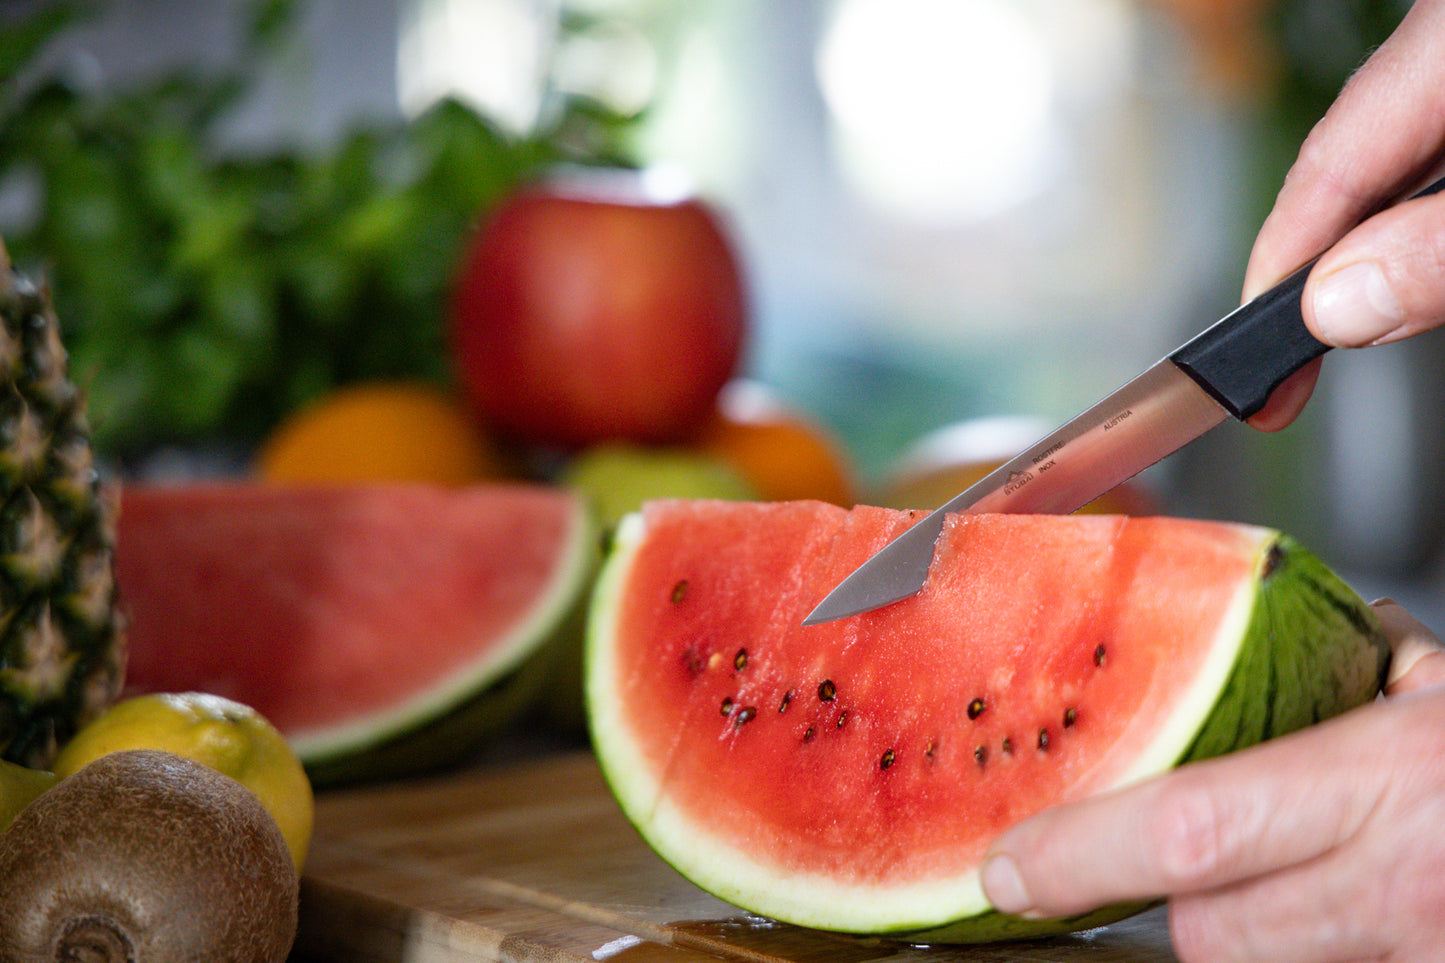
[{"left": 0, "top": 239, "right": 125, "bottom": 769}]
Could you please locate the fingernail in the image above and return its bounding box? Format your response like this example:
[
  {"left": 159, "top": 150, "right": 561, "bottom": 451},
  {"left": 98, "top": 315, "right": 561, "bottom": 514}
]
[
  {"left": 981, "top": 854, "right": 1033, "bottom": 915},
  {"left": 1312, "top": 261, "right": 1403, "bottom": 347}
]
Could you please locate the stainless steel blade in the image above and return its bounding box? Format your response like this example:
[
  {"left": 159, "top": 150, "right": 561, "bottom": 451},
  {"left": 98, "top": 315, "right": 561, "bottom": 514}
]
[{"left": 801, "top": 359, "right": 1229, "bottom": 625}]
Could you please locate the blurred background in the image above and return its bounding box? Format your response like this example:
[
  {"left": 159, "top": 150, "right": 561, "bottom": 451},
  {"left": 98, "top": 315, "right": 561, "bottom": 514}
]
[{"left": 3, "top": 0, "right": 1441, "bottom": 619}]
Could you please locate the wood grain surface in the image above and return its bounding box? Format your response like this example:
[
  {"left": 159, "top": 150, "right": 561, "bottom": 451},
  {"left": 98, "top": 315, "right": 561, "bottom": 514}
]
[{"left": 293, "top": 751, "right": 1178, "bottom": 962}]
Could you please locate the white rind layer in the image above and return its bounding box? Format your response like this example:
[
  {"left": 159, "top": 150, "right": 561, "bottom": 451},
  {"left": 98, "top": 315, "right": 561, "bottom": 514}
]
[{"left": 292, "top": 495, "right": 594, "bottom": 761}]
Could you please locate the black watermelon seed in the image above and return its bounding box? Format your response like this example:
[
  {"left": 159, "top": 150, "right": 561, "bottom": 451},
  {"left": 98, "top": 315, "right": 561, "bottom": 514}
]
[
  {"left": 720, "top": 697, "right": 733, "bottom": 716},
  {"left": 974, "top": 745, "right": 987, "bottom": 767},
  {"left": 734, "top": 706, "right": 757, "bottom": 726},
  {"left": 802, "top": 726, "right": 816, "bottom": 743},
  {"left": 818, "top": 679, "right": 837, "bottom": 701},
  {"left": 1001, "top": 737, "right": 1014, "bottom": 755},
  {"left": 1094, "top": 643, "right": 1107, "bottom": 666},
  {"left": 1037, "top": 728, "right": 1050, "bottom": 751},
  {"left": 880, "top": 748, "right": 895, "bottom": 770},
  {"left": 671, "top": 580, "right": 689, "bottom": 604},
  {"left": 778, "top": 690, "right": 793, "bottom": 713},
  {"left": 836, "top": 710, "right": 848, "bottom": 729},
  {"left": 967, "top": 697, "right": 986, "bottom": 720},
  {"left": 734, "top": 648, "right": 748, "bottom": 671},
  {"left": 1263, "top": 542, "right": 1285, "bottom": 579},
  {"left": 1063, "top": 707, "right": 1078, "bottom": 728}
]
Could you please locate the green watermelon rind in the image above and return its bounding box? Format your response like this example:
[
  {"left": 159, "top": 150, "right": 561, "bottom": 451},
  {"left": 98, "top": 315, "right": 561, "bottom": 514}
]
[
  {"left": 588, "top": 514, "right": 1389, "bottom": 944},
  {"left": 300, "top": 495, "right": 600, "bottom": 787},
  {"left": 1169, "top": 538, "right": 1389, "bottom": 763},
  {"left": 906, "top": 536, "right": 1389, "bottom": 944}
]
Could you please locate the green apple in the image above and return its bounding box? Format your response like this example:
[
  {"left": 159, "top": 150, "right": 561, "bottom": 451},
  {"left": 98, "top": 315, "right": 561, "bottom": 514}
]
[{"left": 563, "top": 443, "right": 757, "bottom": 531}]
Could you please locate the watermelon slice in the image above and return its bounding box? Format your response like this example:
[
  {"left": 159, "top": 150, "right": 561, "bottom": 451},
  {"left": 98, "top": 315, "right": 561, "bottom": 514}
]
[
  {"left": 586, "top": 500, "right": 1389, "bottom": 942},
  {"left": 116, "top": 482, "right": 596, "bottom": 786}
]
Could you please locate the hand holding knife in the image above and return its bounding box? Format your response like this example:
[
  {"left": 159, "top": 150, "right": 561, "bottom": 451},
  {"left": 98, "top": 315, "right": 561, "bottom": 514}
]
[{"left": 804, "top": 173, "right": 1445, "bottom": 626}]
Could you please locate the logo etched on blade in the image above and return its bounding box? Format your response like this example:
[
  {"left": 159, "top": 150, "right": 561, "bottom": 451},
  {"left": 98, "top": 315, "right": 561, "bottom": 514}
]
[{"left": 1102, "top": 408, "right": 1134, "bottom": 430}]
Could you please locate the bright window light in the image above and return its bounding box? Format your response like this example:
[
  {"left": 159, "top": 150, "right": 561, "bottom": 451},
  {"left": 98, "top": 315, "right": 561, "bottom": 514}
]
[
  {"left": 816, "top": 0, "right": 1056, "bottom": 225},
  {"left": 398, "top": 0, "right": 558, "bottom": 133}
]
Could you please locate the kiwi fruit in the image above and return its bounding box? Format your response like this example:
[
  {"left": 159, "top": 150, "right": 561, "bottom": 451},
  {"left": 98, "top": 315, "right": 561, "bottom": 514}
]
[{"left": 0, "top": 748, "right": 298, "bottom": 962}]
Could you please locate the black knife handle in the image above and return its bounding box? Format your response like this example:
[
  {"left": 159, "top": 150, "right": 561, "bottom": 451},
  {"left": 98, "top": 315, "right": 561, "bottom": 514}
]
[{"left": 1171, "top": 172, "right": 1445, "bottom": 420}]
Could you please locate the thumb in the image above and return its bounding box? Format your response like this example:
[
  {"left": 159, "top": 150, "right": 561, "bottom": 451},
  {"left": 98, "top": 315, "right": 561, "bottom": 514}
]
[
  {"left": 1373, "top": 598, "right": 1445, "bottom": 695},
  {"left": 1304, "top": 188, "right": 1445, "bottom": 348}
]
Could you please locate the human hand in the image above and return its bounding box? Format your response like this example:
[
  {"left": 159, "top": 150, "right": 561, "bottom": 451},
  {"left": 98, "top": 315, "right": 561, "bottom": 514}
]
[
  {"left": 1243, "top": 0, "right": 1445, "bottom": 431},
  {"left": 980, "top": 599, "right": 1445, "bottom": 963}
]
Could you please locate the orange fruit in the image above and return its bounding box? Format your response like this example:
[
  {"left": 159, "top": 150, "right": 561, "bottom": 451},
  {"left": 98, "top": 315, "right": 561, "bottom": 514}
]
[
  {"left": 256, "top": 381, "right": 504, "bottom": 486},
  {"left": 696, "top": 380, "right": 855, "bottom": 506}
]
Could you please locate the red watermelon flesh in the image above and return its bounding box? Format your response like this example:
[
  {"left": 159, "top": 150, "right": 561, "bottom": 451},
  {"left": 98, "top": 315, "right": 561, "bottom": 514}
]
[
  {"left": 116, "top": 482, "right": 594, "bottom": 782},
  {"left": 587, "top": 499, "right": 1388, "bottom": 941}
]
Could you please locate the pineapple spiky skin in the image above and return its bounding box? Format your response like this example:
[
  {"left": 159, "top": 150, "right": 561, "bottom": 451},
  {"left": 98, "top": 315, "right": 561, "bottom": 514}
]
[{"left": 0, "top": 240, "right": 125, "bottom": 769}]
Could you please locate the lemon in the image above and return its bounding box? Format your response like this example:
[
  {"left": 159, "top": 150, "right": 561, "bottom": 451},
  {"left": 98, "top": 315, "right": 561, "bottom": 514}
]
[
  {"left": 0, "top": 759, "right": 55, "bottom": 832},
  {"left": 53, "top": 692, "right": 313, "bottom": 868}
]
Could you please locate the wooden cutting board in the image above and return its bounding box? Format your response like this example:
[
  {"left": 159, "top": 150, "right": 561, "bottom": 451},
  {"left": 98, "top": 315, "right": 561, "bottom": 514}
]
[{"left": 293, "top": 750, "right": 1177, "bottom": 962}]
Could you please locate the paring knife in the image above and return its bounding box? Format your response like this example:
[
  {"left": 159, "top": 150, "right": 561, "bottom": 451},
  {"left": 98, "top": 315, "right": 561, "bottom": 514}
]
[{"left": 803, "top": 172, "right": 1445, "bottom": 626}]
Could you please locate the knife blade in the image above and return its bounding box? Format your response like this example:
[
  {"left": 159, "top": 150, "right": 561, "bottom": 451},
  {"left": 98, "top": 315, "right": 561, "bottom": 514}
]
[{"left": 802, "top": 173, "right": 1445, "bottom": 626}]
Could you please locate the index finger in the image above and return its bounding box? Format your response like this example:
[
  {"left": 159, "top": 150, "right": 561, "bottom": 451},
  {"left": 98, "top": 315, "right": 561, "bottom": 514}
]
[
  {"left": 1242, "top": 0, "right": 1445, "bottom": 301},
  {"left": 980, "top": 705, "right": 1387, "bottom": 917}
]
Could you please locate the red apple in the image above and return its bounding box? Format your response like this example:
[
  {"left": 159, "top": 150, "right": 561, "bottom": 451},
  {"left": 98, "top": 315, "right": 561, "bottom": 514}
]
[{"left": 449, "top": 168, "right": 748, "bottom": 448}]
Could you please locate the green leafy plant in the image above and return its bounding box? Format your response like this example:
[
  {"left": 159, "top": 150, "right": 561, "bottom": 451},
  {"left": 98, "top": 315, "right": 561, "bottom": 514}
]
[
  {"left": 0, "top": 0, "right": 638, "bottom": 462},
  {"left": 1252, "top": 0, "right": 1413, "bottom": 217}
]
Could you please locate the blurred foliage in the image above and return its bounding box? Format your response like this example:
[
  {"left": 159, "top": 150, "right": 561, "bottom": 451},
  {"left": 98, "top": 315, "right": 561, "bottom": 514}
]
[
  {"left": 1253, "top": 0, "right": 1414, "bottom": 216},
  {"left": 2, "top": 0, "right": 1411, "bottom": 464},
  {"left": 0, "top": 0, "right": 640, "bottom": 461}
]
